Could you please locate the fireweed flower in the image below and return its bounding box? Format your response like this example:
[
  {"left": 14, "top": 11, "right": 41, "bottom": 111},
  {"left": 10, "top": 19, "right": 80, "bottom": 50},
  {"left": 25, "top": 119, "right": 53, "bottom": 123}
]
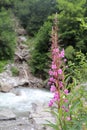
[
  {"left": 53, "top": 71, "right": 58, "bottom": 77},
  {"left": 53, "top": 92, "right": 60, "bottom": 101},
  {"left": 51, "top": 64, "right": 57, "bottom": 69},
  {"left": 49, "top": 70, "right": 53, "bottom": 76},
  {"left": 47, "top": 14, "right": 73, "bottom": 130},
  {"left": 59, "top": 49, "right": 65, "bottom": 58},
  {"left": 64, "top": 89, "right": 69, "bottom": 95},
  {"left": 50, "top": 85, "right": 56, "bottom": 92},
  {"left": 66, "top": 117, "right": 71, "bottom": 121},
  {"left": 58, "top": 69, "right": 62, "bottom": 74},
  {"left": 64, "top": 99, "right": 68, "bottom": 103},
  {"left": 62, "top": 105, "right": 69, "bottom": 112},
  {"left": 48, "top": 36, "right": 65, "bottom": 109},
  {"left": 48, "top": 99, "right": 54, "bottom": 107},
  {"left": 59, "top": 81, "right": 63, "bottom": 88},
  {"left": 53, "top": 48, "right": 59, "bottom": 53},
  {"left": 49, "top": 77, "right": 55, "bottom": 82}
]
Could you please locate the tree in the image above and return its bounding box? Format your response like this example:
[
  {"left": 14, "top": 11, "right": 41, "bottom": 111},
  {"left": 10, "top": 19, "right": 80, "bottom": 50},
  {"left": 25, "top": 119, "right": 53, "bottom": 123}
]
[
  {"left": 30, "top": 21, "right": 52, "bottom": 79},
  {"left": 0, "top": 8, "right": 16, "bottom": 60},
  {"left": 57, "top": 0, "right": 87, "bottom": 54},
  {"left": 14, "top": 0, "right": 57, "bottom": 35},
  {"left": 0, "top": 0, "right": 14, "bottom": 9}
]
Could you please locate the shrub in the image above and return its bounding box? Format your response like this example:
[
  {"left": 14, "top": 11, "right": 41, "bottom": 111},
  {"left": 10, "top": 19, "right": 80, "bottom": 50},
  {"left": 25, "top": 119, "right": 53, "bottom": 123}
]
[
  {"left": 65, "top": 46, "right": 75, "bottom": 60},
  {"left": 11, "top": 66, "right": 19, "bottom": 76},
  {"left": 66, "top": 51, "right": 87, "bottom": 83},
  {"left": 0, "top": 60, "right": 8, "bottom": 72}
]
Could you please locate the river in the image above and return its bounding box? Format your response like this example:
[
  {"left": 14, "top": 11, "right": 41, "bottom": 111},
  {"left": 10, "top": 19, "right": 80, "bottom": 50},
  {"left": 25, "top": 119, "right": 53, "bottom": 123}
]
[{"left": 0, "top": 87, "right": 53, "bottom": 115}]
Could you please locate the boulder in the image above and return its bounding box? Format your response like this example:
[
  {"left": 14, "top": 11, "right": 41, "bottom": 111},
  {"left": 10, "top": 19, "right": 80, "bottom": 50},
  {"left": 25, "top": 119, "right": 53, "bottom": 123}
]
[
  {"left": 0, "top": 82, "right": 12, "bottom": 92},
  {"left": 17, "top": 28, "right": 27, "bottom": 35}
]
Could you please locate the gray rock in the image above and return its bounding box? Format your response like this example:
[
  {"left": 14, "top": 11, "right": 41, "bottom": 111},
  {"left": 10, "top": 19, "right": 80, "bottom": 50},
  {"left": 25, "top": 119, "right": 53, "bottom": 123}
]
[
  {"left": 0, "top": 82, "right": 12, "bottom": 92},
  {"left": 28, "top": 103, "right": 55, "bottom": 130},
  {"left": 0, "top": 109, "right": 16, "bottom": 120}
]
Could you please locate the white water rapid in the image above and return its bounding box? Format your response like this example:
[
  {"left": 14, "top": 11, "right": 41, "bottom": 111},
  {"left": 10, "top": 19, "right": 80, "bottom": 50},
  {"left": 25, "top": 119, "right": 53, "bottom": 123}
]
[{"left": 0, "top": 88, "right": 53, "bottom": 114}]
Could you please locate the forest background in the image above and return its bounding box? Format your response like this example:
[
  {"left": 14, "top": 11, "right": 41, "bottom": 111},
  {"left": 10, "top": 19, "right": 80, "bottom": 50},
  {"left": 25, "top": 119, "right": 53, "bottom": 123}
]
[{"left": 0, "top": 0, "right": 87, "bottom": 83}]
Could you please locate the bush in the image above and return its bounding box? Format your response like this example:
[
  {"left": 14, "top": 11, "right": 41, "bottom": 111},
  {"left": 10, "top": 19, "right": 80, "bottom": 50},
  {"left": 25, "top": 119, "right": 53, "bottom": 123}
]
[
  {"left": 0, "top": 60, "right": 8, "bottom": 72},
  {"left": 11, "top": 66, "right": 19, "bottom": 76},
  {"left": 65, "top": 45, "right": 75, "bottom": 60},
  {"left": 66, "top": 51, "right": 87, "bottom": 83}
]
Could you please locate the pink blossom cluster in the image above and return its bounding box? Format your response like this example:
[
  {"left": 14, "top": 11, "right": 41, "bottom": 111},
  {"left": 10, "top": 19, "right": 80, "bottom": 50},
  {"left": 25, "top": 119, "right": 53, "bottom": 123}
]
[
  {"left": 48, "top": 45, "right": 69, "bottom": 110},
  {"left": 48, "top": 15, "right": 71, "bottom": 124}
]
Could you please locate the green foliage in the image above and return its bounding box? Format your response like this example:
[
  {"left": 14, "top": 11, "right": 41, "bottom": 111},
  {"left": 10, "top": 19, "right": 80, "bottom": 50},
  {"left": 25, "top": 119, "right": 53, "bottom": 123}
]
[
  {"left": 57, "top": 0, "right": 87, "bottom": 53},
  {"left": 11, "top": 66, "right": 19, "bottom": 76},
  {"left": 30, "top": 0, "right": 87, "bottom": 79},
  {"left": 0, "top": 60, "right": 8, "bottom": 72},
  {"left": 66, "top": 51, "right": 87, "bottom": 83},
  {"left": 0, "top": 0, "right": 14, "bottom": 9},
  {"left": 0, "top": 8, "right": 16, "bottom": 60},
  {"left": 65, "top": 46, "right": 75, "bottom": 60},
  {"left": 14, "top": 0, "right": 57, "bottom": 35},
  {"left": 30, "top": 21, "right": 52, "bottom": 79}
]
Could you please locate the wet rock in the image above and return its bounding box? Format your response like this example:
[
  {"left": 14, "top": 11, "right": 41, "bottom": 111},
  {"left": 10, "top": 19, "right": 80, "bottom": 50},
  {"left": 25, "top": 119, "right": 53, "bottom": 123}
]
[{"left": 0, "top": 109, "right": 16, "bottom": 120}]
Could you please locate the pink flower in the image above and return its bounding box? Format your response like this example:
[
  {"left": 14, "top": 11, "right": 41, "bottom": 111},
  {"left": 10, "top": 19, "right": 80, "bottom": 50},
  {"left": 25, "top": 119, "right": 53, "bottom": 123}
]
[
  {"left": 53, "top": 55, "right": 57, "bottom": 61},
  {"left": 64, "top": 89, "right": 69, "bottom": 95},
  {"left": 64, "top": 59, "right": 67, "bottom": 62},
  {"left": 48, "top": 99, "right": 54, "bottom": 107},
  {"left": 52, "top": 64, "right": 57, "bottom": 69},
  {"left": 59, "top": 81, "right": 63, "bottom": 88},
  {"left": 49, "top": 70, "right": 53, "bottom": 76},
  {"left": 64, "top": 99, "right": 68, "bottom": 103},
  {"left": 59, "top": 49, "right": 64, "bottom": 58},
  {"left": 49, "top": 77, "right": 54, "bottom": 82},
  {"left": 53, "top": 71, "right": 57, "bottom": 77},
  {"left": 53, "top": 48, "right": 59, "bottom": 53},
  {"left": 62, "top": 105, "right": 65, "bottom": 109},
  {"left": 54, "top": 92, "right": 60, "bottom": 101},
  {"left": 65, "top": 108, "right": 69, "bottom": 112},
  {"left": 62, "top": 106, "right": 69, "bottom": 112},
  {"left": 48, "top": 81, "right": 51, "bottom": 85},
  {"left": 58, "top": 69, "right": 62, "bottom": 74},
  {"left": 50, "top": 85, "right": 56, "bottom": 92},
  {"left": 66, "top": 117, "right": 71, "bottom": 121}
]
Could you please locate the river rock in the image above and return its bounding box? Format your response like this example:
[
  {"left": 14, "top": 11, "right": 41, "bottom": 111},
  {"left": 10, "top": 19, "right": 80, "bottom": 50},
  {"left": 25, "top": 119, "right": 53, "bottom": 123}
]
[
  {"left": 0, "top": 82, "right": 12, "bottom": 92},
  {"left": 17, "top": 28, "right": 27, "bottom": 36},
  {"left": 0, "top": 109, "right": 16, "bottom": 120}
]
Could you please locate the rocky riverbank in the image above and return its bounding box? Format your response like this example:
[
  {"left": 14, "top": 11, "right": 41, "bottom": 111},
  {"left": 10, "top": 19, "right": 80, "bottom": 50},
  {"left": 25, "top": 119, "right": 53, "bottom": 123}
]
[
  {"left": 0, "top": 92, "right": 54, "bottom": 130},
  {"left": 0, "top": 115, "right": 53, "bottom": 130},
  {"left": 0, "top": 85, "right": 54, "bottom": 130}
]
